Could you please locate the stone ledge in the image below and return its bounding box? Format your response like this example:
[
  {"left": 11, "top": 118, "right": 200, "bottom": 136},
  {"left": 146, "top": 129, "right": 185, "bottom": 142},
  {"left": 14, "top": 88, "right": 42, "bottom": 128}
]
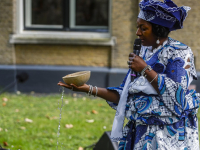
[{"left": 9, "top": 32, "right": 116, "bottom": 46}]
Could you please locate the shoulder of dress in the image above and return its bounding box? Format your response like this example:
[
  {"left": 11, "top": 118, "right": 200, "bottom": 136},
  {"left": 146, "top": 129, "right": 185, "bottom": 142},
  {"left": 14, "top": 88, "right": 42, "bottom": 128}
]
[
  {"left": 159, "top": 38, "right": 191, "bottom": 58},
  {"left": 167, "top": 37, "right": 189, "bottom": 51}
]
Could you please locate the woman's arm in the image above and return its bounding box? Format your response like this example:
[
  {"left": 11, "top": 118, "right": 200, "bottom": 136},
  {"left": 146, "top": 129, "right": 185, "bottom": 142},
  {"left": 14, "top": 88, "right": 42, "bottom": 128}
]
[
  {"left": 57, "top": 82, "right": 120, "bottom": 103},
  {"left": 91, "top": 87, "right": 120, "bottom": 103}
]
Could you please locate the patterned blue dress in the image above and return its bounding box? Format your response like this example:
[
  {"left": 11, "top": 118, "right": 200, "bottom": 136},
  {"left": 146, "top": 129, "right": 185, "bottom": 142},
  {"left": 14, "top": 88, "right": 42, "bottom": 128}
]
[{"left": 107, "top": 37, "right": 200, "bottom": 150}]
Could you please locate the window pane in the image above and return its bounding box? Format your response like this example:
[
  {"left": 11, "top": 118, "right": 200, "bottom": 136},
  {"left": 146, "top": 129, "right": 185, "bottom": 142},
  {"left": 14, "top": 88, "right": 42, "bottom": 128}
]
[
  {"left": 25, "top": 0, "right": 63, "bottom": 28},
  {"left": 75, "top": 0, "right": 109, "bottom": 27},
  {"left": 31, "top": 0, "right": 63, "bottom": 25}
]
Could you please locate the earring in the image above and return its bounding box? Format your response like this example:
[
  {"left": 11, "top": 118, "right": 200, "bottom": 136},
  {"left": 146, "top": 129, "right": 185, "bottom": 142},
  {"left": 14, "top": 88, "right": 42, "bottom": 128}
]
[{"left": 156, "top": 38, "right": 160, "bottom": 44}]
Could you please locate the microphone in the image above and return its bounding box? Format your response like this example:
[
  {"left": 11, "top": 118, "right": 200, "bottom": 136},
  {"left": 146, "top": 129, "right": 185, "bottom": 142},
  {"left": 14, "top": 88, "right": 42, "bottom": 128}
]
[{"left": 131, "top": 39, "right": 141, "bottom": 82}]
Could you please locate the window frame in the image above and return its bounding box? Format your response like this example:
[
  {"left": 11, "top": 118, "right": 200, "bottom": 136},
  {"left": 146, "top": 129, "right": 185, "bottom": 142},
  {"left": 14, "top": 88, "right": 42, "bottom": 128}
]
[
  {"left": 10, "top": 0, "right": 114, "bottom": 46},
  {"left": 24, "top": 0, "right": 109, "bottom": 32}
]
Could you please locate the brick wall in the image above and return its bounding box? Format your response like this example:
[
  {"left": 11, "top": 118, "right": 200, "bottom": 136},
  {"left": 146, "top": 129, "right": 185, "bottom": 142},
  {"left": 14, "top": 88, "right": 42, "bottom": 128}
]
[
  {"left": 0, "top": 0, "right": 14, "bottom": 65},
  {"left": 15, "top": 45, "right": 111, "bottom": 67},
  {"left": 111, "top": 0, "right": 139, "bottom": 68},
  {"left": 1, "top": 0, "right": 200, "bottom": 71}
]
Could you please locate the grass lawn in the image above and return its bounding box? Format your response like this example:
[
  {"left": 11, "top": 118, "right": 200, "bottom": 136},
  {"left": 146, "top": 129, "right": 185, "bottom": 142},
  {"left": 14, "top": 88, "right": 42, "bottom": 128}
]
[
  {"left": 0, "top": 90, "right": 200, "bottom": 150},
  {"left": 0, "top": 89, "right": 115, "bottom": 150}
]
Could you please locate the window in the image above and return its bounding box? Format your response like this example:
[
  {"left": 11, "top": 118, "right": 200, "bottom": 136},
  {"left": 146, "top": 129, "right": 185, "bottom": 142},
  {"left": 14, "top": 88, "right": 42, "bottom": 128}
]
[
  {"left": 24, "top": 0, "right": 109, "bottom": 32},
  {"left": 10, "top": 0, "right": 114, "bottom": 45}
]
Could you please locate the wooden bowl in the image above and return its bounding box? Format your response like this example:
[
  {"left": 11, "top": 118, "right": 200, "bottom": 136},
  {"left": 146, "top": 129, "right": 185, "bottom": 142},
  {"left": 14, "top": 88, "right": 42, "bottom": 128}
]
[{"left": 62, "top": 71, "right": 91, "bottom": 86}]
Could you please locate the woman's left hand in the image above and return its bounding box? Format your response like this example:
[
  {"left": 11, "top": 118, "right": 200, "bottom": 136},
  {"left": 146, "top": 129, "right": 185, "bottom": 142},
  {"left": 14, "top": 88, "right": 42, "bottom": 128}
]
[{"left": 128, "top": 53, "right": 147, "bottom": 73}]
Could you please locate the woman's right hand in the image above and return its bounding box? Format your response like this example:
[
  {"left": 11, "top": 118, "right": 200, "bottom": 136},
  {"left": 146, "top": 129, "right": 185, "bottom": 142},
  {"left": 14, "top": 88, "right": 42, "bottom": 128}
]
[
  {"left": 128, "top": 53, "right": 147, "bottom": 73},
  {"left": 57, "top": 81, "right": 89, "bottom": 93}
]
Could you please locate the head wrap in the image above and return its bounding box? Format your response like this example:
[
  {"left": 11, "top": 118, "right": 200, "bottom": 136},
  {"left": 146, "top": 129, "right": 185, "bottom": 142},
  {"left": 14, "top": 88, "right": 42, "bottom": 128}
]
[{"left": 138, "top": 0, "right": 191, "bottom": 31}]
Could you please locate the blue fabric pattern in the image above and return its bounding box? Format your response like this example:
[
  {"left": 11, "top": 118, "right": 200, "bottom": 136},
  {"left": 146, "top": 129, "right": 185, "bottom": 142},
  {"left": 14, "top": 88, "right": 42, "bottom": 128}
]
[
  {"left": 166, "top": 57, "right": 187, "bottom": 83},
  {"left": 107, "top": 37, "right": 200, "bottom": 150}
]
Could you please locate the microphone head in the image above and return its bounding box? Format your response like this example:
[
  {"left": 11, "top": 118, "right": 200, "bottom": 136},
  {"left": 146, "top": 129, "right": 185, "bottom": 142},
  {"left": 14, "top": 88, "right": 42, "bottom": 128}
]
[{"left": 134, "top": 39, "right": 141, "bottom": 50}]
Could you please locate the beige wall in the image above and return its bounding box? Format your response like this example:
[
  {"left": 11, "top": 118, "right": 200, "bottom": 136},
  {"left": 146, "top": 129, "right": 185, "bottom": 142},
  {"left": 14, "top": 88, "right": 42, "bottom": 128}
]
[
  {"left": 15, "top": 45, "right": 111, "bottom": 67},
  {"left": 0, "top": 0, "right": 14, "bottom": 65},
  {"left": 111, "top": 0, "right": 139, "bottom": 68},
  {"left": 0, "top": 0, "right": 200, "bottom": 71}
]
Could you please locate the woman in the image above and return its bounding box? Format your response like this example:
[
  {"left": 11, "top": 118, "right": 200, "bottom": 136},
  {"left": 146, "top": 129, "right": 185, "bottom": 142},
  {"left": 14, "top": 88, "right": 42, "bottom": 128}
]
[{"left": 58, "top": 0, "right": 200, "bottom": 149}]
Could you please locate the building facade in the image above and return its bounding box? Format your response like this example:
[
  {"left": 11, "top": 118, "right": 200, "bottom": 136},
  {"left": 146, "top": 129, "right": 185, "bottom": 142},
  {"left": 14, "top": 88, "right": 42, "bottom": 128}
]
[{"left": 0, "top": 0, "right": 199, "bottom": 93}]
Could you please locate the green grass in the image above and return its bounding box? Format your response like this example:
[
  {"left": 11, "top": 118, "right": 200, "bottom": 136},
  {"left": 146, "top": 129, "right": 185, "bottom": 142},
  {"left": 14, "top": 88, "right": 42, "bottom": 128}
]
[
  {"left": 0, "top": 91, "right": 115, "bottom": 150},
  {"left": 1, "top": 91, "right": 200, "bottom": 150}
]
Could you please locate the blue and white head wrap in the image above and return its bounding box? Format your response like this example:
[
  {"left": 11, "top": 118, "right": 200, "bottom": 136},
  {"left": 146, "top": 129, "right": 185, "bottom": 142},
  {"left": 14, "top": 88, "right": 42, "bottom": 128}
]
[{"left": 138, "top": 0, "right": 191, "bottom": 31}]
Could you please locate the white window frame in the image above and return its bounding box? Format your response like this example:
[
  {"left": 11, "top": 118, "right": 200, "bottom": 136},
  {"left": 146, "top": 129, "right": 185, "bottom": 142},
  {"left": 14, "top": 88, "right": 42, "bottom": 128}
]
[{"left": 10, "top": 0, "right": 115, "bottom": 46}]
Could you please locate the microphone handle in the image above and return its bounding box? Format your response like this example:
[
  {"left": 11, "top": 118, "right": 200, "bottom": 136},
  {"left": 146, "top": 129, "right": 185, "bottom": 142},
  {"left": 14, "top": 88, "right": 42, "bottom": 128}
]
[
  {"left": 134, "top": 50, "right": 140, "bottom": 56},
  {"left": 131, "top": 70, "right": 136, "bottom": 82}
]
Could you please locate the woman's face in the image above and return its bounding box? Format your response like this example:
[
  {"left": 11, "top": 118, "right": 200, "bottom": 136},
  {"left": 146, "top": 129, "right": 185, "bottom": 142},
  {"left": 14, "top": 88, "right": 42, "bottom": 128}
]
[{"left": 136, "top": 18, "right": 157, "bottom": 47}]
